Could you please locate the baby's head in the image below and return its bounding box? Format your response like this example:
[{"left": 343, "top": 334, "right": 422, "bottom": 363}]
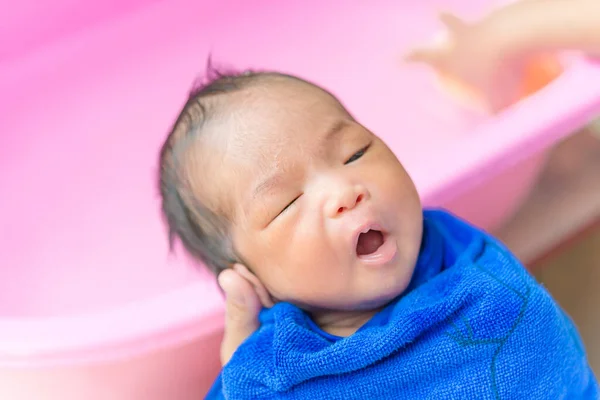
[{"left": 159, "top": 67, "right": 423, "bottom": 313}]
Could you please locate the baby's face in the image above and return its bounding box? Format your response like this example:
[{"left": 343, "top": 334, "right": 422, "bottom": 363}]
[{"left": 195, "top": 78, "right": 423, "bottom": 312}]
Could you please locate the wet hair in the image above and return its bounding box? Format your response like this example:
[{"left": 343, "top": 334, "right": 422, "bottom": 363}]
[{"left": 158, "top": 61, "right": 305, "bottom": 275}]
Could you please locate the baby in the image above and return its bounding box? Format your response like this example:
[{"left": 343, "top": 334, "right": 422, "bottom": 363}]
[
  {"left": 158, "top": 65, "right": 597, "bottom": 398},
  {"left": 160, "top": 68, "right": 424, "bottom": 333}
]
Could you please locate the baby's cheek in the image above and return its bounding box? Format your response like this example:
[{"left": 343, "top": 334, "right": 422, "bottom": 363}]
[
  {"left": 272, "top": 267, "right": 347, "bottom": 306},
  {"left": 370, "top": 161, "right": 415, "bottom": 203},
  {"left": 270, "top": 239, "right": 345, "bottom": 303}
]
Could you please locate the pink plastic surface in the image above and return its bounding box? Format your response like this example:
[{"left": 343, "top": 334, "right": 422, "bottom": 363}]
[{"left": 2, "top": 0, "right": 600, "bottom": 398}]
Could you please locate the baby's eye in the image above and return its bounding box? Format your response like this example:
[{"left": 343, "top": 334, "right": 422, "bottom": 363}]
[
  {"left": 345, "top": 143, "right": 371, "bottom": 164},
  {"left": 276, "top": 195, "right": 300, "bottom": 218}
]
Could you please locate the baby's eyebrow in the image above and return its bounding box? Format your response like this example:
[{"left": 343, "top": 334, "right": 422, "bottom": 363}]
[
  {"left": 243, "top": 173, "right": 286, "bottom": 218},
  {"left": 323, "top": 119, "right": 351, "bottom": 143},
  {"left": 252, "top": 173, "right": 285, "bottom": 201}
]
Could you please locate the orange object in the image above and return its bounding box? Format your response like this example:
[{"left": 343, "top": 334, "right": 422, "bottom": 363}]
[
  {"left": 520, "top": 54, "right": 564, "bottom": 97},
  {"left": 437, "top": 54, "right": 564, "bottom": 110}
]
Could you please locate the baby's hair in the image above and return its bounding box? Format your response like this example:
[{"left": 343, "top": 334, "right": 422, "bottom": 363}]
[{"left": 158, "top": 59, "right": 304, "bottom": 275}]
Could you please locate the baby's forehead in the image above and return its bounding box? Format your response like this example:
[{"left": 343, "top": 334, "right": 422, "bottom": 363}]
[{"left": 206, "top": 79, "right": 350, "bottom": 159}]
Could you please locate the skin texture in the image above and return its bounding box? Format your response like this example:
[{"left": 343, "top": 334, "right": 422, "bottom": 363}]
[{"left": 186, "top": 76, "right": 423, "bottom": 340}]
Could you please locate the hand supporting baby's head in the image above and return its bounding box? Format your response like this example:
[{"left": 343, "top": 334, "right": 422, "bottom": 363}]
[{"left": 158, "top": 64, "right": 424, "bottom": 334}]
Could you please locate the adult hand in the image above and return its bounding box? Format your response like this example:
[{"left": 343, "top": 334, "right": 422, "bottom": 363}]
[
  {"left": 217, "top": 264, "right": 273, "bottom": 365},
  {"left": 405, "top": 12, "right": 524, "bottom": 113}
]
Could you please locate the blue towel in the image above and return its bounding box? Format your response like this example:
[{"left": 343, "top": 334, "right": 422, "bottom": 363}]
[{"left": 207, "top": 209, "right": 598, "bottom": 399}]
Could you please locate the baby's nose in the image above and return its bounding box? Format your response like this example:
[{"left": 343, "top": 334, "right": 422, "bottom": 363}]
[{"left": 326, "top": 184, "right": 370, "bottom": 218}]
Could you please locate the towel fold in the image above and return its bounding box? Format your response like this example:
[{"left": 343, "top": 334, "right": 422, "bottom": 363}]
[{"left": 207, "top": 209, "right": 597, "bottom": 399}]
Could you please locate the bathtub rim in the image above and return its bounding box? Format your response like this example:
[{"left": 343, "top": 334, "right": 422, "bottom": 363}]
[{"left": 0, "top": 282, "right": 225, "bottom": 367}]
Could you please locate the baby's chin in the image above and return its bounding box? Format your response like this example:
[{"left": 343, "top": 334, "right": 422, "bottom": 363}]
[
  {"left": 348, "top": 286, "right": 407, "bottom": 311},
  {"left": 349, "top": 266, "right": 416, "bottom": 310},
  {"left": 300, "top": 285, "right": 409, "bottom": 337},
  {"left": 297, "top": 279, "right": 411, "bottom": 314},
  {"left": 279, "top": 257, "right": 418, "bottom": 313}
]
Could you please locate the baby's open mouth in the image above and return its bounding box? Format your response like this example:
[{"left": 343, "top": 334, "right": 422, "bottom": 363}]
[{"left": 356, "top": 229, "right": 385, "bottom": 256}]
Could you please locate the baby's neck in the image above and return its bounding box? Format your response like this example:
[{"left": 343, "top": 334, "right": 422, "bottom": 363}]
[{"left": 310, "top": 307, "right": 384, "bottom": 337}]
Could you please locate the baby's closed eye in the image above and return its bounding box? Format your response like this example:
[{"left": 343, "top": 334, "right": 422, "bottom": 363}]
[
  {"left": 277, "top": 194, "right": 302, "bottom": 218},
  {"left": 344, "top": 143, "right": 371, "bottom": 164}
]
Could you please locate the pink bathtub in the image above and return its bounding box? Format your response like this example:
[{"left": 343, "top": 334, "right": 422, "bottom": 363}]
[{"left": 2, "top": 0, "right": 600, "bottom": 398}]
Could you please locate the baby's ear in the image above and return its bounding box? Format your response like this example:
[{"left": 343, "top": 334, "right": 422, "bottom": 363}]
[{"left": 233, "top": 264, "right": 275, "bottom": 308}]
